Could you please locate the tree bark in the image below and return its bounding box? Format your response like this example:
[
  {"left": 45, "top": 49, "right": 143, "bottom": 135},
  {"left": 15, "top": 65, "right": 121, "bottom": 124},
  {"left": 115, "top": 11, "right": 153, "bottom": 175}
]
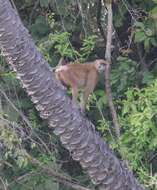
[
  {"left": 0, "top": 0, "right": 145, "bottom": 189},
  {"left": 105, "top": 1, "right": 120, "bottom": 138}
]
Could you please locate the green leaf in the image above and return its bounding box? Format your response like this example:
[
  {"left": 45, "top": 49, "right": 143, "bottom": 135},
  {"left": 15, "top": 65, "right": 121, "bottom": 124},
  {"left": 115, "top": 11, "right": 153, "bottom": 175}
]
[
  {"left": 134, "top": 31, "right": 147, "bottom": 43},
  {"left": 145, "top": 29, "right": 153, "bottom": 37},
  {"left": 31, "top": 16, "right": 50, "bottom": 38},
  {"left": 142, "top": 72, "right": 154, "bottom": 84},
  {"left": 134, "top": 22, "right": 145, "bottom": 30},
  {"left": 39, "top": 0, "right": 49, "bottom": 7},
  {"left": 152, "top": 0, "right": 157, "bottom": 3},
  {"left": 144, "top": 38, "right": 150, "bottom": 51},
  {"left": 150, "top": 37, "right": 157, "bottom": 46},
  {"left": 150, "top": 7, "right": 157, "bottom": 19}
]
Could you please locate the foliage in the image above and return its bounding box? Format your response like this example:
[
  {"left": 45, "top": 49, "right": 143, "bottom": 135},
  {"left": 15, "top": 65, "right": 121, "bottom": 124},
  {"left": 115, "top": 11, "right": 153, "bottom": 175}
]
[
  {"left": 133, "top": 21, "right": 157, "bottom": 51},
  {"left": 111, "top": 56, "right": 137, "bottom": 95},
  {"left": 1, "top": 0, "right": 157, "bottom": 189},
  {"left": 39, "top": 31, "right": 97, "bottom": 63},
  {"left": 116, "top": 81, "right": 157, "bottom": 189},
  {"left": 48, "top": 32, "right": 79, "bottom": 59},
  {"left": 0, "top": 120, "right": 29, "bottom": 168}
]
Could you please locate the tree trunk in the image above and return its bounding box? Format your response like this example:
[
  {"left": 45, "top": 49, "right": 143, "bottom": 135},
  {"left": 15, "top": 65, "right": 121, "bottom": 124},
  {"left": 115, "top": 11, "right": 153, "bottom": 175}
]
[{"left": 0, "top": 1, "right": 145, "bottom": 190}]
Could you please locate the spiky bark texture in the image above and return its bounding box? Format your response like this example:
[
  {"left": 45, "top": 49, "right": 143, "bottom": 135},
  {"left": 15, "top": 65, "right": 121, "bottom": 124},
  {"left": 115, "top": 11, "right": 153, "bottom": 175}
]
[{"left": 0, "top": 1, "right": 145, "bottom": 190}]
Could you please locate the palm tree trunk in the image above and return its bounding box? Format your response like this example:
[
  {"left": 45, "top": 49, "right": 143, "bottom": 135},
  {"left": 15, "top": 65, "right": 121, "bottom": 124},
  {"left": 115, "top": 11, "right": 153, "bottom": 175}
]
[{"left": 0, "top": 1, "right": 145, "bottom": 190}]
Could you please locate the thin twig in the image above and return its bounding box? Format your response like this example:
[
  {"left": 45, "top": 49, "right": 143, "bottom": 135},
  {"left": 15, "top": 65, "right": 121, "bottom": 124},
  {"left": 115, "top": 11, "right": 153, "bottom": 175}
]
[
  {"left": 54, "top": 0, "right": 78, "bottom": 60},
  {"left": 93, "top": 93, "right": 115, "bottom": 141},
  {"left": 121, "top": 0, "right": 137, "bottom": 22},
  {"left": 9, "top": 161, "right": 91, "bottom": 190},
  {"left": 0, "top": 177, "right": 8, "bottom": 190},
  {"left": 10, "top": 0, "right": 18, "bottom": 13},
  {"left": 30, "top": 158, "right": 92, "bottom": 190},
  {"left": 1, "top": 119, "right": 91, "bottom": 190},
  {"left": 0, "top": 88, "right": 32, "bottom": 128},
  {"left": 137, "top": 44, "right": 148, "bottom": 71},
  {"left": 96, "top": 0, "right": 106, "bottom": 43},
  {"left": 0, "top": 88, "right": 52, "bottom": 154},
  {"left": 77, "top": 0, "right": 87, "bottom": 36},
  {"left": 29, "top": 0, "right": 40, "bottom": 28},
  {"left": 8, "top": 171, "right": 35, "bottom": 186},
  {"left": 148, "top": 58, "right": 157, "bottom": 69},
  {"left": 104, "top": 0, "right": 120, "bottom": 138}
]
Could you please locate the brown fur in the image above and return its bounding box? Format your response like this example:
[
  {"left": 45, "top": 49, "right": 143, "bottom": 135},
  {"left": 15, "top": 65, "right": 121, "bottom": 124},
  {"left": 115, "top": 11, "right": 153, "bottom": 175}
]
[{"left": 55, "top": 59, "right": 107, "bottom": 111}]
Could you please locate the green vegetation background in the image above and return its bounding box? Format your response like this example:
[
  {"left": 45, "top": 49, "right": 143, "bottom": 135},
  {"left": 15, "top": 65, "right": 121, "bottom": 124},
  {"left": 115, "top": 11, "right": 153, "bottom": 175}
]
[{"left": 1, "top": 0, "right": 157, "bottom": 189}]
